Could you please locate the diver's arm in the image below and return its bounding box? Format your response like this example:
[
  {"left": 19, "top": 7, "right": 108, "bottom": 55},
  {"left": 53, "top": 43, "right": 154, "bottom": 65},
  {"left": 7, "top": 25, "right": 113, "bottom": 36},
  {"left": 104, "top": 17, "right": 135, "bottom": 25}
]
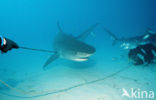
[{"left": 0, "top": 36, "right": 19, "bottom": 53}]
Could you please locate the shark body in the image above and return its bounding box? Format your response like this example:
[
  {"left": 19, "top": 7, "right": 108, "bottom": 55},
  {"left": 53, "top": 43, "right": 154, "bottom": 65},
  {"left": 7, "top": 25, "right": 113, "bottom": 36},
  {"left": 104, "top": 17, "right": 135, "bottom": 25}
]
[
  {"left": 104, "top": 28, "right": 156, "bottom": 49},
  {"left": 43, "top": 23, "right": 98, "bottom": 68}
]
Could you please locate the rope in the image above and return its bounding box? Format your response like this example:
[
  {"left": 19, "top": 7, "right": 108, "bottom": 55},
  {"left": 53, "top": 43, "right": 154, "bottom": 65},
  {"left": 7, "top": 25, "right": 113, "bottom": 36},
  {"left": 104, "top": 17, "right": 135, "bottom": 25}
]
[
  {"left": 0, "top": 80, "right": 27, "bottom": 94},
  {"left": 20, "top": 47, "right": 56, "bottom": 54},
  {"left": 0, "top": 66, "right": 131, "bottom": 99}
]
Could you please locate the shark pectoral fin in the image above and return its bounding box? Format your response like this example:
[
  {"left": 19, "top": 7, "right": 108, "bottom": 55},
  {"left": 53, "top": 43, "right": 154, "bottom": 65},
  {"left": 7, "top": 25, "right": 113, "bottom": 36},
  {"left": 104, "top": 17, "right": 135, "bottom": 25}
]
[
  {"left": 76, "top": 23, "right": 99, "bottom": 41},
  {"left": 43, "top": 53, "right": 59, "bottom": 69}
]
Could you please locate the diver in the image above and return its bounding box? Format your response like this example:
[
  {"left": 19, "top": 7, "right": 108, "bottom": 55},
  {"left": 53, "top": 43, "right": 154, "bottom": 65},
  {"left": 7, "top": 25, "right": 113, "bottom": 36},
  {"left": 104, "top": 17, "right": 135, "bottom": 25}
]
[
  {"left": 128, "top": 43, "right": 156, "bottom": 65},
  {"left": 0, "top": 35, "right": 19, "bottom": 53}
]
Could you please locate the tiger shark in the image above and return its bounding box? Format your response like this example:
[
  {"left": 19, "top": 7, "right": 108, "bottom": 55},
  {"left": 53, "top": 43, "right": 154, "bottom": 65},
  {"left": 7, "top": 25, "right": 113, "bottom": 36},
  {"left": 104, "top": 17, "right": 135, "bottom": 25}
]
[
  {"left": 43, "top": 22, "right": 98, "bottom": 68},
  {"left": 104, "top": 28, "right": 156, "bottom": 49}
]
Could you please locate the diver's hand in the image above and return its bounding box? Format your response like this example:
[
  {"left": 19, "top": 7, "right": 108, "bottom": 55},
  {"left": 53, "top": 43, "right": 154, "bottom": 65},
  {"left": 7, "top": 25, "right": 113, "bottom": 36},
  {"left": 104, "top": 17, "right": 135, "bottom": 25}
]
[{"left": 0, "top": 37, "right": 19, "bottom": 53}]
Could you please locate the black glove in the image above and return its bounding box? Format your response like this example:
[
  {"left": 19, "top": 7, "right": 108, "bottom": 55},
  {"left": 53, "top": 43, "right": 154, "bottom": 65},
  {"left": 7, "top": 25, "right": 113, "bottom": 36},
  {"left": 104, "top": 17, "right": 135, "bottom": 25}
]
[{"left": 0, "top": 38, "right": 19, "bottom": 53}]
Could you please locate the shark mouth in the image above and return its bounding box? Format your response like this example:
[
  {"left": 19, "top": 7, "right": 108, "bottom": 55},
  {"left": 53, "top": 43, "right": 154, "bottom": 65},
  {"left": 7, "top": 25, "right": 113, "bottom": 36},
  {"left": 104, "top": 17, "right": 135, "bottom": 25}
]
[{"left": 74, "top": 57, "right": 89, "bottom": 61}]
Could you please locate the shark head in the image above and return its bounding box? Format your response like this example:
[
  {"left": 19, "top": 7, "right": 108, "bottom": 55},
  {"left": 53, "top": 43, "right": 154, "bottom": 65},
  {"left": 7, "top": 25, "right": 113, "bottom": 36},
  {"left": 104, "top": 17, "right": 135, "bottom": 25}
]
[
  {"left": 58, "top": 40, "right": 96, "bottom": 62},
  {"left": 120, "top": 42, "right": 137, "bottom": 49},
  {"left": 68, "top": 44, "right": 95, "bottom": 62}
]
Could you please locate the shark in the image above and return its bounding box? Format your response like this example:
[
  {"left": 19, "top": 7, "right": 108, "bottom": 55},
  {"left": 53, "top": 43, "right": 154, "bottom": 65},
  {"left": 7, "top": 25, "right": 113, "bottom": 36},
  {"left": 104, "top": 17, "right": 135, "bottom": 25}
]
[
  {"left": 43, "top": 22, "right": 98, "bottom": 68},
  {"left": 104, "top": 28, "right": 156, "bottom": 49}
]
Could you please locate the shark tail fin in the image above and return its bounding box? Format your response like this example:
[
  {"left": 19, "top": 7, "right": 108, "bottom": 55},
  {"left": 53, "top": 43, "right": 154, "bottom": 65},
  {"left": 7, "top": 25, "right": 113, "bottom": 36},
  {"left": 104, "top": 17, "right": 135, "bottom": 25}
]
[
  {"left": 76, "top": 23, "right": 99, "bottom": 41},
  {"left": 43, "top": 53, "right": 59, "bottom": 69},
  {"left": 57, "top": 21, "right": 63, "bottom": 33},
  {"left": 103, "top": 28, "right": 119, "bottom": 46}
]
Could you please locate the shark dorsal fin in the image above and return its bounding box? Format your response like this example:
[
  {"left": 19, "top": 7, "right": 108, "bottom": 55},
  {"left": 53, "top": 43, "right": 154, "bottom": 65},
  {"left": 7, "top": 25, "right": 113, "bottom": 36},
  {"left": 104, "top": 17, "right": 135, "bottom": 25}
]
[
  {"left": 76, "top": 23, "right": 99, "bottom": 41},
  {"left": 57, "top": 21, "right": 63, "bottom": 33}
]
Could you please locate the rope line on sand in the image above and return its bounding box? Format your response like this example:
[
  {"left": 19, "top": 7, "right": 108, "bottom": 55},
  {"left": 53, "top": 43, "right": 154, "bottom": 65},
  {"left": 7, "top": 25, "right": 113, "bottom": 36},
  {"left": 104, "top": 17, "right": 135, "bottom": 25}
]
[
  {"left": 0, "top": 80, "right": 27, "bottom": 94},
  {"left": 0, "top": 66, "right": 131, "bottom": 98}
]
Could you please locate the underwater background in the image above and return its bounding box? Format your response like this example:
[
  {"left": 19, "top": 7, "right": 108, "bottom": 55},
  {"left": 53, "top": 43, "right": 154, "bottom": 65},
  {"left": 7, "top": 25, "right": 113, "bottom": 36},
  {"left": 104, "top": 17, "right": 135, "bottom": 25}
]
[{"left": 0, "top": 0, "right": 156, "bottom": 100}]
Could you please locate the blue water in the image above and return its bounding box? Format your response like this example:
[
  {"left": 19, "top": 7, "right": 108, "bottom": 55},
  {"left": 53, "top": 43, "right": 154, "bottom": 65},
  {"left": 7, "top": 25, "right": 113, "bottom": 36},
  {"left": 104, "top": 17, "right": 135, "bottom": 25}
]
[{"left": 0, "top": 0, "right": 156, "bottom": 100}]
